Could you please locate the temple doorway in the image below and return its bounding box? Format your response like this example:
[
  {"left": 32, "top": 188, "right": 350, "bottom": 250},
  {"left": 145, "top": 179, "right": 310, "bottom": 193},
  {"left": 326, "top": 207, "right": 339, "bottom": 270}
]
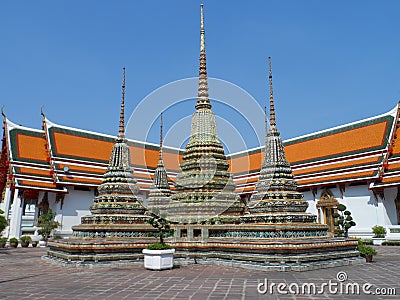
[{"left": 317, "top": 189, "right": 339, "bottom": 236}]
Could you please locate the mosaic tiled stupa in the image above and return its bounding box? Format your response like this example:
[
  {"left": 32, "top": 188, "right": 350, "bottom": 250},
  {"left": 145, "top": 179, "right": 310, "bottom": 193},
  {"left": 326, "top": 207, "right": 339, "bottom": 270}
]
[
  {"left": 166, "top": 4, "right": 244, "bottom": 223},
  {"left": 162, "top": 6, "right": 359, "bottom": 271},
  {"left": 241, "top": 58, "right": 317, "bottom": 225},
  {"left": 47, "top": 5, "right": 360, "bottom": 270},
  {"left": 147, "top": 113, "right": 171, "bottom": 214},
  {"left": 47, "top": 69, "right": 157, "bottom": 262}
]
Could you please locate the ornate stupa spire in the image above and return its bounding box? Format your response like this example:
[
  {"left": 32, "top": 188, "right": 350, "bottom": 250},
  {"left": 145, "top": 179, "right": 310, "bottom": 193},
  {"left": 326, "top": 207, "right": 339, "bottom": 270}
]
[
  {"left": 268, "top": 57, "right": 276, "bottom": 128},
  {"left": 168, "top": 4, "right": 243, "bottom": 223},
  {"left": 246, "top": 57, "right": 312, "bottom": 219},
  {"left": 72, "top": 68, "right": 149, "bottom": 236},
  {"left": 196, "top": 4, "right": 211, "bottom": 111},
  {"left": 117, "top": 67, "right": 126, "bottom": 141},
  {"left": 159, "top": 112, "right": 163, "bottom": 160},
  {"left": 147, "top": 113, "right": 171, "bottom": 213}
]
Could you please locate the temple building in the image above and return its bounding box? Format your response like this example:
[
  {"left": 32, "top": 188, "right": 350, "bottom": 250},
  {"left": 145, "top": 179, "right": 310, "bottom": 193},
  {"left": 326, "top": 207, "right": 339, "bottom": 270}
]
[{"left": 1, "top": 5, "right": 400, "bottom": 248}]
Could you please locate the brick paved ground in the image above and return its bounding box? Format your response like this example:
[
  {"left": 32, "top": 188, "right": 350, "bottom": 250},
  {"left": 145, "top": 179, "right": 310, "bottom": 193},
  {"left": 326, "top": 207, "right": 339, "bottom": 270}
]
[{"left": 0, "top": 246, "right": 399, "bottom": 299}]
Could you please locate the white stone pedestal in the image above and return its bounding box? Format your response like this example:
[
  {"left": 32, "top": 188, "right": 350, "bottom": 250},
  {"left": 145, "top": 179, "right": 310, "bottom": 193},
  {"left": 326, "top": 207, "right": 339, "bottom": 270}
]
[{"left": 142, "top": 249, "right": 175, "bottom": 270}]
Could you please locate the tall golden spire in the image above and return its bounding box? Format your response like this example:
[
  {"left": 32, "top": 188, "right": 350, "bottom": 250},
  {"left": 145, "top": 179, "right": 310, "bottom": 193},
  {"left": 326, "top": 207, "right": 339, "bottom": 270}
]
[
  {"left": 196, "top": 4, "right": 211, "bottom": 110},
  {"left": 118, "top": 67, "right": 126, "bottom": 140},
  {"left": 200, "top": 4, "right": 205, "bottom": 52},
  {"left": 268, "top": 57, "right": 276, "bottom": 127}
]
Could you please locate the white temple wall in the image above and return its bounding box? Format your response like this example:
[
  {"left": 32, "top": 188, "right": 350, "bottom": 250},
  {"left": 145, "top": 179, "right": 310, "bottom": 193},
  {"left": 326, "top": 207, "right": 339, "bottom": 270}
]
[
  {"left": 303, "top": 184, "right": 398, "bottom": 237},
  {"left": 341, "top": 185, "right": 376, "bottom": 237},
  {"left": 383, "top": 187, "right": 398, "bottom": 225},
  {"left": 54, "top": 188, "right": 93, "bottom": 236},
  {"left": 303, "top": 190, "right": 317, "bottom": 215}
]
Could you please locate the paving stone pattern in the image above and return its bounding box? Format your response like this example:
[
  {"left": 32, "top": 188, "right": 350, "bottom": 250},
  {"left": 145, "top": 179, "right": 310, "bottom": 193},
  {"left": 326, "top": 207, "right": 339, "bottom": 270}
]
[{"left": 0, "top": 246, "right": 399, "bottom": 299}]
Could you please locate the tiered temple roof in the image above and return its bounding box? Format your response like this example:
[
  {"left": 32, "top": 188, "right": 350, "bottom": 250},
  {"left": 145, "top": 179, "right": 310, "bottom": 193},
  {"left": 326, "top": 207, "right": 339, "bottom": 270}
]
[{"left": 1, "top": 103, "right": 399, "bottom": 196}]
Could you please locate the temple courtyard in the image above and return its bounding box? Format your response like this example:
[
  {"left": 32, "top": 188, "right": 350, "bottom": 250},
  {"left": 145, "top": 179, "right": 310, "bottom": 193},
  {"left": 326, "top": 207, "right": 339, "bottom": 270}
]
[{"left": 0, "top": 246, "right": 398, "bottom": 299}]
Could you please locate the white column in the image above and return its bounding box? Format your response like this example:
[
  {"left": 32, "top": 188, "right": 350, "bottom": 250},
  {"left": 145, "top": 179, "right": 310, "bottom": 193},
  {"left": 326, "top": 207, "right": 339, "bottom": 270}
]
[
  {"left": 2, "top": 187, "right": 12, "bottom": 219},
  {"left": 9, "top": 189, "right": 23, "bottom": 238}
]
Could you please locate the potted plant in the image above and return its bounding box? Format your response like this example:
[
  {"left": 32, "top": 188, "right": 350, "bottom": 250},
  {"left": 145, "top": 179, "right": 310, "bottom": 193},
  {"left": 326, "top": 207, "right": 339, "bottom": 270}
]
[
  {"left": 9, "top": 237, "right": 19, "bottom": 248},
  {"left": 372, "top": 225, "right": 386, "bottom": 245},
  {"left": 31, "top": 240, "right": 38, "bottom": 248},
  {"left": 358, "top": 239, "right": 377, "bottom": 262},
  {"left": 20, "top": 235, "right": 31, "bottom": 247},
  {"left": 36, "top": 209, "right": 60, "bottom": 245},
  {"left": 0, "top": 237, "right": 7, "bottom": 248},
  {"left": 142, "top": 215, "right": 175, "bottom": 270}
]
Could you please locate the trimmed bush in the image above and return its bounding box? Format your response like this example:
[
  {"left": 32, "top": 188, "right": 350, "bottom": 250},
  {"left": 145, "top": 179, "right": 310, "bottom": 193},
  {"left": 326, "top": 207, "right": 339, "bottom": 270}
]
[
  {"left": 372, "top": 225, "right": 386, "bottom": 238},
  {"left": 382, "top": 241, "right": 400, "bottom": 246}
]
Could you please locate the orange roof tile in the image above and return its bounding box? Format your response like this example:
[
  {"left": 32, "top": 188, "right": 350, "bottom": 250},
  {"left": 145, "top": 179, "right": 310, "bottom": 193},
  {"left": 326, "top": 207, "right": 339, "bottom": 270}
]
[
  {"left": 57, "top": 164, "right": 105, "bottom": 175},
  {"left": 285, "top": 121, "right": 389, "bottom": 165},
  {"left": 390, "top": 126, "right": 400, "bottom": 155},
  {"left": 53, "top": 132, "right": 113, "bottom": 162},
  {"left": 18, "top": 180, "right": 57, "bottom": 189},
  {"left": 292, "top": 156, "right": 381, "bottom": 176},
  {"left": 16, "top": 133, "right": 48, "bottom": 163},
  {"left": 229, "top": 152, "right": 263, "bottom": 175},
  {"left": 297, "top": 170, "right": 376, "bottom": 186},
  {"left": 59, "top": 176, "right": 102, "bottom": 185},
  {"left": 17, "top": 167, "right": 52, "bottom": 177}
]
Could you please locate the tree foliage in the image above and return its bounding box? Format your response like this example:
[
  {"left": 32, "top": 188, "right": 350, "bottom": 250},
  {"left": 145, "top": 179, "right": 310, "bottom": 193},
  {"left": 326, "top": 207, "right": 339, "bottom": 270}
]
[
  {"left": 147, "top": 215, "right": 173, "bottom": 246},
  {"left": 36, "top": 209, "right": 60, "bottom": 241},
  {"left": 372, "top": 225, "right": 386, "bottom": 238},
  {"left": 333, "top": 204, "right": 356, "bottom": 237},
  {"left": 0, "top": 209, "right": 7, "bottom": 234}
]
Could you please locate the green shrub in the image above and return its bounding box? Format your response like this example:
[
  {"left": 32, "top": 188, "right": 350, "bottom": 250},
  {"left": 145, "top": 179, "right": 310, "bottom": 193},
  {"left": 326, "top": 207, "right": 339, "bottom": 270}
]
[
  {"left": 361, "top": 239, "right": 373, "bottom": 245},
  {"left": 382, "top": 241, "right": 400, "bottom": 246},
  {"left": 146, "top": 215, "right": 174, "bottom": 251},
  {"left": 372, "top": 225, "right": 386, "bottom": 238},
  {"left": 20, "top": 235, "right": 32, "bottom": 242},
  {"left": 0, "top": 237, "right": 7, "bottom": 243},
  {"left": 36, "top": 209, "right": 60, "bottom": 241},
  {"left": 0, "top": 209, "right": 7, "bottom": 234},
  {"left": 333, "top": 204, "right": 356, "bottom": 237},
  {"left": 9, "top": 237, "right": 18, "bottom": 243},
  {"left": 358, "top": 239, "right": 377, "bottom": 256},
  {"left": 147, "top": 215, "right": 173, "bottom": 245},
  {"left": 146, "top": 243, "right": 173, "bottom": 250}
]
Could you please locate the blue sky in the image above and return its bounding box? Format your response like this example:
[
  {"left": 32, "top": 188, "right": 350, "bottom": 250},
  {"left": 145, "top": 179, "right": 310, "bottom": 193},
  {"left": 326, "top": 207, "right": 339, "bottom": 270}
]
[{"left": 1, "top": 1, "right": 399, "bottom": 151}]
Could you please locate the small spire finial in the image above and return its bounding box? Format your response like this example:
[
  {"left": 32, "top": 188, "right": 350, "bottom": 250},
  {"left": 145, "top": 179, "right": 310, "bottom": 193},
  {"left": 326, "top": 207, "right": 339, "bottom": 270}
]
[
  {"left": 159, "top": 112, "right": 163, "bottom": 159},
  {"left": 118, "top": 67, "right": 126, "bottom": 139},
  {"left": 1, "top": 106, "right": 6, "bottom": 119},
  {"left": 200, "top": 4, "right": 205, "bottom": 52},
  {"left": 40, "top": 106, "right": 45, "bottom": 118},
  {"left": 268, "top": 57, "right": 276, "bottom": 127}
]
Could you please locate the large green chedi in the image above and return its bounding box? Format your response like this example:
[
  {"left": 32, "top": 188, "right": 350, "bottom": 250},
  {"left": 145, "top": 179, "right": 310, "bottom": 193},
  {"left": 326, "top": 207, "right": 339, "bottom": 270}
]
[{"left": 167, "top": 5, "right": 244, "bottom": 223}]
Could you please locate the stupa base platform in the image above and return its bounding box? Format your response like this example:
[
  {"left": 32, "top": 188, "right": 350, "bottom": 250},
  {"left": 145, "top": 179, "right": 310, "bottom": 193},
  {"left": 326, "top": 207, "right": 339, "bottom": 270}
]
[
  {"left": 173, "top": 255, "right": 363, "bottom": 272},
  {"left": 47, "top": 238, "right": 157, "bottom": 263},
  {"left": 46, "top": 236, "right": 360, "bottom": 271}
]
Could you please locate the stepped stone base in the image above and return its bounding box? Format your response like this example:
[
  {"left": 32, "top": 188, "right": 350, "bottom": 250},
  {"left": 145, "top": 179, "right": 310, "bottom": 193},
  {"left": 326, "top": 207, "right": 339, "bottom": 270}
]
[{"left": 46, "top": 234, "right": 359, "bottom": 271}]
